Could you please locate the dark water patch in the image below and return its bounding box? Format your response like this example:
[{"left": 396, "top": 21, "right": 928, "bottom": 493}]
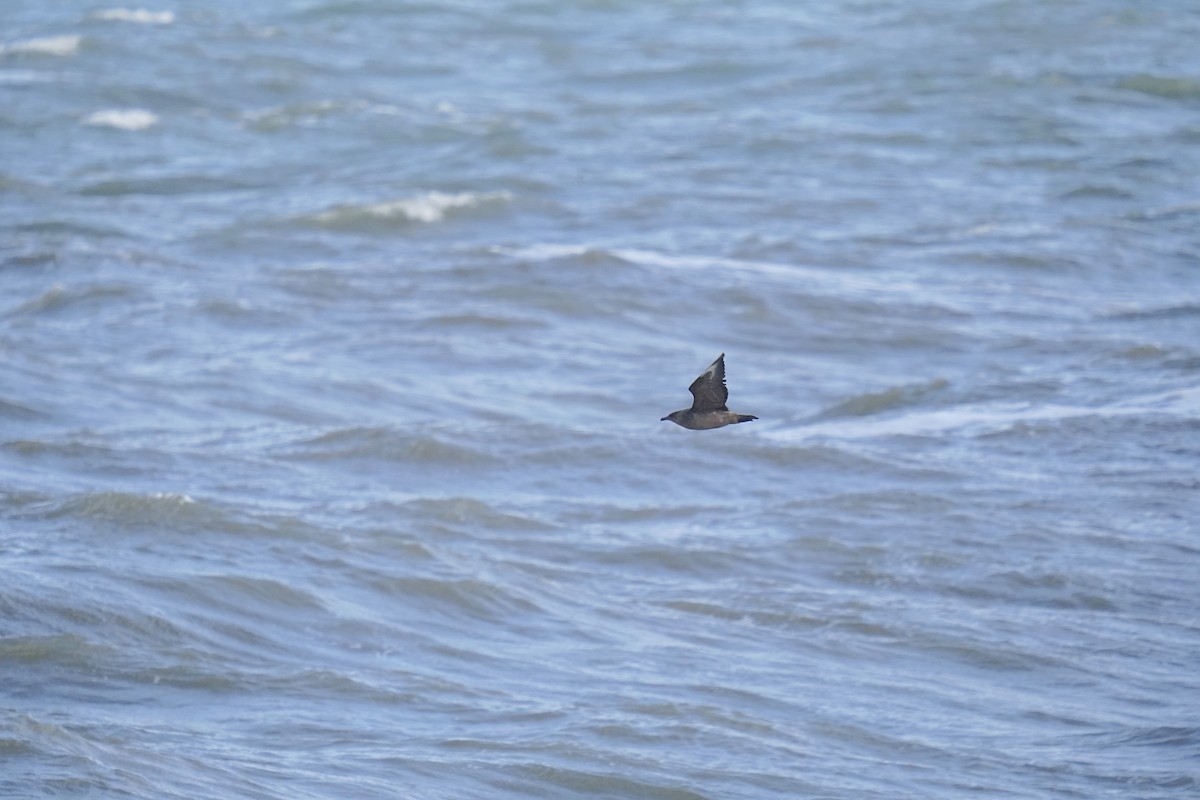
[
  {"left": 194, "top": 295, "right": 302, "bottom": 328},
  {"left": 397, "top": 496, "right": 557, "bottom": 534},
  {"left": 556, "top": 502, "right": 729, "bottom": 527},
  {"left": 267, "top": 262, "right": 399, "bottom": 305},
  {"left": 21, "top": 490, "right": 326, "bottom": 545},
  {"left": 1, "top": 246, "right": 59, "bottom": 269},
  {"left": 588, "top": 542, "right": 766, "bottom": 584},
  {"left": 0, "top": 634, "right": 111, "bottom": 670},
  {"left": 37, "top": 490, "right": 222, "bottom": 531},
  {"left": 0, "top": 398, "right": 51, "bottom": 420},
  {"left": 247, "top": 667, "right": 422, "bottom": 705},
  {"left": 1117, "top": 73, "right": 1200, "bottom": 101},
  {"left": 899, "top": 628, "right": 1067, "bottom": 673},
  {"left": 122, "top": 574, "right": 336, "bottom": 667},
  {"left": 808, "top": 489, "right": 960, "bottom": 520},
  {"left": 1103, "top": 303, "right": 1200, "bottom": 322},
  {"left": 1109, "top": 725, "right": 1200, "bottom": 749},
  {"left": 943, "top": 570, "right": 1122, "bottom": 613},
  {"left": 659, "top": 598, "right": 826, "bottom": 633},
  {"left": 784, "top": 532, "right": 890, "bottom": 562},
  {"left": 189, "top": 573, "right": 327, "bottom": 613},
  {"left": 242, "top": 98, "right": 372, "bottom": 132},
  {"left": 1059, "top": 183, "right": 1134, "bottom": 201},
  {"left": 416, "top": 311, "right": 546, "bottom": 332},
  {"left": 77, "top": 174, "right": 255, "bottom": 197},
  {"left": 312, "top": 524, "right": 437, "bottom": 564},
  {"left": 814, "top": 378, "right": 951, "bottom": 420},
  {"left": 286, "top": 0, "right": 483, "bottom": 23},
  {"left": 1102, "top": 342, "right": 1174, "bottom": 362},
  {"left": 490, "top": 244, "right": 636, "bottom": 268},
  {"left": 3, "top": 436, "right": 175, "bottom": 478},
  {"left": 943, "top": 247, "right": 1086, "bottom": 273},
  {"left": 0, "top": 171, "right": 45, "bottom": 192},
  {"left": 365, "top": 575, "right": 543, "bottom": 625},
  {"left": 5, "top": 281, "right": 139, "bottom": 318},
  {"left": 280, "top": 425, "right": 498, "bottom": 466},
  {"left": 502, "top": 763, "right": 714, "bottom": 800},
  {"left": 0, "top": 734, "right": 37, "bottom": 756}
]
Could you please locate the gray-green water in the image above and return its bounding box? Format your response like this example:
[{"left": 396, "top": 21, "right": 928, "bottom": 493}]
[{"left": 3, "top": 2, "right": 1198, "bottom": 798}]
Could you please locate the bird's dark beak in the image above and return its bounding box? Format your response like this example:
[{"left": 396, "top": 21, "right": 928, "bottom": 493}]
[{"left": 660, "top": 415, "right": 669, "bottom": 421}]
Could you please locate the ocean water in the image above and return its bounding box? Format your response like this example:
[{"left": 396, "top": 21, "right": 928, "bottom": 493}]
[{"left": 2, "top": 2, "right": 1199, "bottom": 798}]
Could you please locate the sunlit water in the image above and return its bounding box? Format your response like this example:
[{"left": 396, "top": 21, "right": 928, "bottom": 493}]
[{"left": 3, "top": 2, "right": 1199, "bottom": 798}]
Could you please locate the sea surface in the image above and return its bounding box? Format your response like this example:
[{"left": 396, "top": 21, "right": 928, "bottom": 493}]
[{"left": 3, "top": 2, "right": 1199, "bottom": 798}]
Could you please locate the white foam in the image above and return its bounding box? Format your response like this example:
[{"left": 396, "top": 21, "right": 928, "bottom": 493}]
[
  {"left": 1, "top": 34, "right": 82, "bottom": 57},
  {"left": 83, "top": 108, "right": 159, "bottom": 131},
  {"left": 316, "top": 191, "right": 511, "bottom": 225},
  {"left": 384, "top": 191, "right": 506, "bottom": 223},
  {"left": 491, "top": 243, "right": 591, "bottom": 260},
  {"left": 93, "top": 9, "right": 176, "bottom": 25},
  {"left": 151, "top": 492, "right": 195, "bottom": 504}
]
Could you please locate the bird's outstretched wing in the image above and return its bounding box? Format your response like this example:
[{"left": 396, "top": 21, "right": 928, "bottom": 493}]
[{"left": 688, "top": 353, "right": 729, "bottom": 411}]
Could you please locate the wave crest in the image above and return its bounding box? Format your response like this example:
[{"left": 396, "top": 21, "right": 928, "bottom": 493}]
[
  {"left": 82, "top": 108, "right": 159, "bottom": 131},
  {"left": 308, "top": 191, "right": 512, "bottom": 228},
  {"left": 92, "top": 9, "right": 175, "bottom": 25},
  {"left": 0, "top": 35, "right": 82, "bottom": 57}
]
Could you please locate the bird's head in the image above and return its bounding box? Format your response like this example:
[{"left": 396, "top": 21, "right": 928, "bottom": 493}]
[{"left": 661, "top": 410, "right": 682, "bottom": 423}]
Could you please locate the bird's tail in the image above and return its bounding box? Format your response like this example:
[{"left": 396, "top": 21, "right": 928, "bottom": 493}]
[{"left": 736, "top": 414, "right": 758, "bottom": 423}]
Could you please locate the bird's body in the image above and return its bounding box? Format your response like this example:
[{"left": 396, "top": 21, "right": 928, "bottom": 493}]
[{"left": 661, "top": 353, "right": 757, "bottom": 430}]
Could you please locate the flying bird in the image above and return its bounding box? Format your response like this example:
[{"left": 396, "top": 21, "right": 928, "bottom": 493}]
[{"left": 661, "top": 353, "right": 758, "bottom": 430}]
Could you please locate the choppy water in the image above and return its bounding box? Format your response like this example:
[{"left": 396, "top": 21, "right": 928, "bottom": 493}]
[{"left": 3, "top": 2, "right": 1199, "bottom": 798}]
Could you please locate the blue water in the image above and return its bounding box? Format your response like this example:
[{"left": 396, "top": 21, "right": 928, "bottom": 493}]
[{"left": 3, "top": 2, "right": 1199, "bottom": 798}]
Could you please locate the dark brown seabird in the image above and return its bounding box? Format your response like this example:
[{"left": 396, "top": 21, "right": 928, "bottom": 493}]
[{"left": 661, "top": 353, "right": 758, "bottom": 430}]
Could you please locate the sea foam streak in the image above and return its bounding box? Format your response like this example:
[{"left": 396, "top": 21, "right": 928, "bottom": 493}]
[
  {"left": 0, "top": 35, "right": 82, "bottom": 56},
  {"left": 93, "top": 9, "right": 176, "bottom": 25},
  {"left": 312, "top": 191, "right": 512, "bottom": 226},
  {"left": 83, "top": 109, "right": 159, "bottom": 130}
]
